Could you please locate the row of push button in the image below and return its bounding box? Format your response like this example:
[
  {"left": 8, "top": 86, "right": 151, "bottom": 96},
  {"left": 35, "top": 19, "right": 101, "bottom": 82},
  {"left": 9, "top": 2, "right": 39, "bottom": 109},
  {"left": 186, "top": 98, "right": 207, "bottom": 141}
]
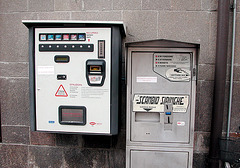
[
  {"left": 39, "top": 44, "right": 94, "bottom": 52},
  {"left": 40, "top": 44, "right": 92, "bottom": 49}
]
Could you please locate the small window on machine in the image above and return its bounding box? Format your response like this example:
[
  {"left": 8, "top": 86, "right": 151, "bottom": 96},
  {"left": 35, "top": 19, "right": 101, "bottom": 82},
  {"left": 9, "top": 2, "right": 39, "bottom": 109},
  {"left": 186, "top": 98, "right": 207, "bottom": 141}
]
[{"left": 59, "top": 106, "right": 86, "bottom": 125}]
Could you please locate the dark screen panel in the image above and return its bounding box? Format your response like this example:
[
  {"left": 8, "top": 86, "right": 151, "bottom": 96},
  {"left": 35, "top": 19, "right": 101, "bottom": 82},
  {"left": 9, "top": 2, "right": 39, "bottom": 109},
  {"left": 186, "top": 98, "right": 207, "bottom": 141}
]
[{"left": 59, "top": 106, "right": 86, "bottom": 125}]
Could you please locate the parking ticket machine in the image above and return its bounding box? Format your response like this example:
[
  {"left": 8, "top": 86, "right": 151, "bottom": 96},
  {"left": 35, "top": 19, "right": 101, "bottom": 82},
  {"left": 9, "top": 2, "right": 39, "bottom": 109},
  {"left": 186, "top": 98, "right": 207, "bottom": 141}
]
[
  {"left": 23, "top": 20, "right": 125, "bottom": 135},
  {"left": 126, "top": 39, "right": 199, "bottom": 168}
]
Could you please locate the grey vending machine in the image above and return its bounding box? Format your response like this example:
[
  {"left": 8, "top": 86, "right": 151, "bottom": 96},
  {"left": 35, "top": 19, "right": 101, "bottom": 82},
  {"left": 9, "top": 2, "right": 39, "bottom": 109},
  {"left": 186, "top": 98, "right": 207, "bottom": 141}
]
[
  {"left": 23, "top": 20, "right": 125, "bottom": 135},
  {"left": 126, "top": 39, "right": 199, "bottom": 168}
]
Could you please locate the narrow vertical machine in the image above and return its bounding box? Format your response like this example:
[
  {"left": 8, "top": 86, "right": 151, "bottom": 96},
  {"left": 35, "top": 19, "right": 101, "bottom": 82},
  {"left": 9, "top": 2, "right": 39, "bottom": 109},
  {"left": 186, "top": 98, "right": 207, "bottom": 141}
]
[{"left": 126, "top": 39, "right": 199, "bottom": 167}]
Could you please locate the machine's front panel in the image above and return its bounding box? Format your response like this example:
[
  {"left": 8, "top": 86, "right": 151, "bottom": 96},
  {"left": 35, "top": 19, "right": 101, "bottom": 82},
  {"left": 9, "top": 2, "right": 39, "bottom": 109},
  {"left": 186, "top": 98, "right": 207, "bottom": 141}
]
[
  {"left": 130, "top": 150, "right": 189, "bottom": 168},
  {"left": 130, "top": 51, "right": 193, "bottom": 143},
  {"left": 34, "top": 28, "right": 111, "bottom": 134}
]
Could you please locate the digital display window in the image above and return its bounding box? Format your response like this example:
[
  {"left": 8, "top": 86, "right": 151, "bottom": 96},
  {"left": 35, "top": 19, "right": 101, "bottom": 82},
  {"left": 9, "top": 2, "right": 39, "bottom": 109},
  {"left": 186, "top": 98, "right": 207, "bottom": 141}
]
[
  {"left": 78, "top": 33, "right": 86, "bottom": 41},
  {"left": 54, "top": 55, "right": 70, "bottom": 63},
  {"left": 70, "top": 34, "right": 77, "bottom": 40},
  {"left": 55, "top": 34, "right": 62, "bottom": 41},
  {"left": 47, "top": 34, "right": 54, "bottom": 40},
  {"left": 40, "top": 34, "right": 47, "bottom": 41},
  {"left": 59, "top": 106, "right": 86, "bottom": 125},
  {"left": 62, "top": 34, "right": 70, "bottom": 40}
]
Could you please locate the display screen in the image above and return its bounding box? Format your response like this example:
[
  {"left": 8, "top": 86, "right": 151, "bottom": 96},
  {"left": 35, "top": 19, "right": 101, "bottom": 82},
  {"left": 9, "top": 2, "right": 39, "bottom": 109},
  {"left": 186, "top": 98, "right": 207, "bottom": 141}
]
[
  {"left": 54, "top": 55, "right": 69, "bottom": 63},
  {"left": 59, "top": 106, "right": 86, "bottom": 125},
  {"left": 62, "top": 109, "right": 83, "bottom": 122}
]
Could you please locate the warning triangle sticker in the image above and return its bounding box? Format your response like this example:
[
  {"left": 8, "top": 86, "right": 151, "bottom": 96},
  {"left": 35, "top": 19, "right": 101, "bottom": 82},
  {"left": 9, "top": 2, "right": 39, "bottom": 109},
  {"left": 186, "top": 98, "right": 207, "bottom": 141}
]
[{"left": 55, "top": 84, "right": 68, "bottom": 97}]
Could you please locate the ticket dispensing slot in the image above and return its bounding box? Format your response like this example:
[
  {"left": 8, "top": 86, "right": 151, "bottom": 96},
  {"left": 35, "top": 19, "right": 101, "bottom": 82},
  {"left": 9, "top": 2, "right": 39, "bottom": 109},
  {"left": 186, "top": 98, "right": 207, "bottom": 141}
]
[
  {"left": 135, "top": 112, "right": 160, "bottom": 122},
  {"left": 164, "top": 103, "right": 173, "bottom": 130},
  {"left": 86, "top": 59, "right": 106, "bottom": 86}
]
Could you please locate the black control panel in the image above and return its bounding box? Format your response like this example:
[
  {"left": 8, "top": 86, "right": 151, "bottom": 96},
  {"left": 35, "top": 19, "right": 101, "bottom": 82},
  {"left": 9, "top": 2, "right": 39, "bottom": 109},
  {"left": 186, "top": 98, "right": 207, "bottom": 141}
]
[{"left": 39, "top": 44, "right": 94, "bottom": 52}]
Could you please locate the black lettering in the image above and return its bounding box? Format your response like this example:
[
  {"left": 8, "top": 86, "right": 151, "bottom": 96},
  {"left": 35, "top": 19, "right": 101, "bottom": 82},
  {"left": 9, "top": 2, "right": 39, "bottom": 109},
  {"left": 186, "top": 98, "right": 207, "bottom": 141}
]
[
  {"left": 146, "top": 97, "right": 149, "bottom": 104},
  {"left": 136, "top": 96, "right": 143, "bottom": 104},
  {"left": 136, "top": 96, "right": 141, "bottom": 104},
  {"left": 155, "top": 97, "right": 160, "bottom": 104},
  {"left": 140, "top": 96, "right": 144, "bottom": 104},
  {"left": 137, "top": 96, "right": 160, "bottom": 104},
  {"left": 160, "top": 96, "right": 184, "bottom": 105}
]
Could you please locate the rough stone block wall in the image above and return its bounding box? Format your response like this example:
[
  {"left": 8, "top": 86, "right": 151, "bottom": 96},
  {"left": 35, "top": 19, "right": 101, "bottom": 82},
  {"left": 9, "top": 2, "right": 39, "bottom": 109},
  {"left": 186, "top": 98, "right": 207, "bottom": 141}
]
[{"left": 0, "top": 0, "right": 239, "bottom": 167}]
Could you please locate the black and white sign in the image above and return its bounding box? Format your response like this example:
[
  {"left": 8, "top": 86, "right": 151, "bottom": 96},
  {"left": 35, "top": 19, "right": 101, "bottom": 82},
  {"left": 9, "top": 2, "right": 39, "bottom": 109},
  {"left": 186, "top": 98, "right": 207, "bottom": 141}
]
[{"left": 133, "top": 94, "right": 189, "bottom": 113}]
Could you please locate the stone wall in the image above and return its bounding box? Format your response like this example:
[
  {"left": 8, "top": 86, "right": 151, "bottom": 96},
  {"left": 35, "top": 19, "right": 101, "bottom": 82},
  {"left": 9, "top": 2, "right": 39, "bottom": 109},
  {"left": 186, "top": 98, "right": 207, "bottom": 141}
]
[{"left": 0, "top": 0, "right": 239, "bottom": 167}]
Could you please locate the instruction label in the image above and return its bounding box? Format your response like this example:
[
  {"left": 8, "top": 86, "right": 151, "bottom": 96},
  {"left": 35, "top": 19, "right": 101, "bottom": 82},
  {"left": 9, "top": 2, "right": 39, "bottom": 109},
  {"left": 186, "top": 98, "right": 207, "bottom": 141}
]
[
  {"left": 153, "top": 53, "right": 191, "bottom": 82},
  {"left": 81, "top": 87, "right": 108, "bottom": 99},
  {"left": 37, "top": 66, "right": 54, "bottom": 75},
  {"left": 133, "top": 94, "right": 189, "bottom": 113},
  {"left": 136, "top": 77, "right": 157, "bottom": 83},
  {"left": 69, "top": 84, "right": 82, "bottom": 98}
]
